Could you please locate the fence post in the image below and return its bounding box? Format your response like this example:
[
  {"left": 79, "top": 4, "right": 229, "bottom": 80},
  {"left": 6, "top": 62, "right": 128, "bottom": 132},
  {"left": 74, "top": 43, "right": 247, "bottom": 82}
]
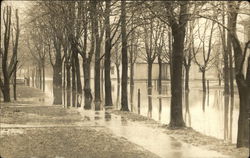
[{"left": 138, "top": 89, "right": 140, "bottom": 114}]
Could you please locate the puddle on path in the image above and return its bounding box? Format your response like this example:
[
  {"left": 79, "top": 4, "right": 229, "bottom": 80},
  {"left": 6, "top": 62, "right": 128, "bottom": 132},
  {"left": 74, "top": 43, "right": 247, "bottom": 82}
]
[{"left": 78, "top": 109, "right": 230, "bottom": 158}]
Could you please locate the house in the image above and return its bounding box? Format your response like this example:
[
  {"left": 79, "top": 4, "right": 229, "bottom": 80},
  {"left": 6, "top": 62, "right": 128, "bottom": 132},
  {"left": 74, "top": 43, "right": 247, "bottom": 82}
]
[{"left": 110, "top": 62, "right": 170, "bottom": 81}]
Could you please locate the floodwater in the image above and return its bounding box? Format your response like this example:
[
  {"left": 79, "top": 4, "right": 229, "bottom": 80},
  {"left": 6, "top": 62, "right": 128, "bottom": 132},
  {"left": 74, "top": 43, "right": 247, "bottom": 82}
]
[
  {"left": 77, "top": 110, "right": 229, "bottom": 158},
  {"left": 44, "top": 79, "right": 239, "bottom": 144}
]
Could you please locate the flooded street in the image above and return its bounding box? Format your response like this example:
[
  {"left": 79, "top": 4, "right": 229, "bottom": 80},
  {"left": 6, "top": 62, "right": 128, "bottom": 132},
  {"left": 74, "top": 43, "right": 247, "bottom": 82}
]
[
  {"left": 77, "top": 110, "right": 229, "bottom": 158},
  {"left": 1, "top": 85, "right": 231, "bottom": 158},
  {"left": 44, "top": 79, "right": 239, "bottom": 144}
]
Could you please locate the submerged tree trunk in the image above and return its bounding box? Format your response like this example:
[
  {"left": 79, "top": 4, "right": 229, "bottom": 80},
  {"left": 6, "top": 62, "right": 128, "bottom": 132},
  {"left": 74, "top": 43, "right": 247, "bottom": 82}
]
[
  {"left": 2, "top": 80, "right": 11, "bottom": 102},
  {"left": 116, "top": 64, "right": 120, "bottom": 86},
  {"left": 71, "top": 56, "right": 76, "bottom": 106},
  {"left": 83, "top": 62, "right": 92, "bottom": 109},
  {"left": 170, "top": 31, "right": 186, "bottom": 127},
  {"left": 53, "top": 64, "right": 62, "bottom": 105},
  {"left": 184, "top": 66, "right": 190, "bottom": 92},
  {"left": 71, "top": 55, "right": 76, "bottom": 92},
  {"left": 201, "top": 70, "right": 206, "bottom": 93},
  {"left": 236, "top": 67, "right": 250, "bottom": 147},
  {"left": 158, "top": 56, "right": 162, "bottom": 89},
  {"left": 227, "top": 1, "right": 249, "bottom": 147},
  {"left": 74, "top": 54, "right": 82, "bottom": 94},
  {"left": 42, "top": 61, "right": 45, "bottom": 92},
  {"left": 228, "top": 35, "right": 234, "bottom": 98},
  {"left": 104, "top": 0, "right": 113, "bottom": 107},
  {"left": 168, "top": 2, "right": 187, "bottom": 127},
  {"left": 52, "top": 44, "right": 62, "bottom": 105},
  {"left": 66, "top": 62, "right": 71, "bottom": 107},
  {"left": 148, "top": 62, "right": 153, "bottom": 88},
  {"left": 168, "top": 31, "right": 173, "bottom": 81},
  {"left": 63, "top": 61, "right": 66, "bottom": 88},
  {"left": 222, "top": 3, "right": 230, "bottom": 96},
  {"left": 13, "top": 64, "right": 17, "bottom": 100},
  {"left": 120, "top": 0, "right": 129, "bottom": 111},
  {"left": 39, "top": 65, "right": 42, "bottom": 90},
  {"left": 92, "top": 0, "right": 101, "bottom": 110},
  {"left": 147, "top": 88, "right": 152, "bottom": 118},
  {"left": 32, "top": 68, "right": 35, "bottom": 87}
]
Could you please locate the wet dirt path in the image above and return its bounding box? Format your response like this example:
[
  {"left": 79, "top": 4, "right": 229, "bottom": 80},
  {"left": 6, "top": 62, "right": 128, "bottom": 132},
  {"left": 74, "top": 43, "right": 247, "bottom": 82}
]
[
  {"left": 1, "top": 104, "right": 230, "bottom": 158},
  {"left": 77, "top": 109, "right": 231, "bottom": 158}
]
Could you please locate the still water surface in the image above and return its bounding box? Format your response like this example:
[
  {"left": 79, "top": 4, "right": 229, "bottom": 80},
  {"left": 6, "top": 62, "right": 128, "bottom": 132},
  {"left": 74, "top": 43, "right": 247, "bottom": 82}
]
[{"left": 44, "top": 79, "right": 238, "bottom": 144}]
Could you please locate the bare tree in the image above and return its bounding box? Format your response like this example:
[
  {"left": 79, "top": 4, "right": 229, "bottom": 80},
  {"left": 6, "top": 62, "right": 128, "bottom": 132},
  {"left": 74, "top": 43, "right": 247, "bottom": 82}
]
[
  {"left": 227, "top": 1, "right": 249, "bottom": 148},
  {"left": 0, "top": 6, "right": 19, "bottom": 102},
  {"left": 120, "top": 0, "right": 129, "bottom": 111},
  {"left": 193, "top": 19, "right": 217, "bottom": 92}
]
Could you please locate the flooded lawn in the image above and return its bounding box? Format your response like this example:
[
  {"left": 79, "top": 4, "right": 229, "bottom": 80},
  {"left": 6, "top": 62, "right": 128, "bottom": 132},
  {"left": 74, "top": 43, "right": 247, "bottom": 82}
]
[
  {"left": 45, "top": 79, "right": 239, "bottom": 144},
  {"left": 77, "top": 110, "right": 230, "bottom": 158},
  {"left": 1, "top": 84, "right": 247, "bottom": 158}
]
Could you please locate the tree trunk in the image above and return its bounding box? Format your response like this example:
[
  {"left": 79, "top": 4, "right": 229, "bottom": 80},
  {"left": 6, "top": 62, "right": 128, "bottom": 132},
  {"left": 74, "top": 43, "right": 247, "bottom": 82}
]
[
  {"left": 202, "top": 92, "right": 206, "bottom": 112},
  {"left": 35, "top": 67, "right": 38, "bottom": 88},
  {"left": 224, "top": 50, "right": 230, "bottom": 95},
  {"left": 147, "top": 88, "right": 152, "bottom": 118},
  {"left": 224, "top": 94, "right": 230, "bottom": 140},
  {"left": 218, "top": 74, "right": 221, "bottom": 86},
  {"left": 227, "top": 6, "right": 234, "bottom": 98},
  {"left": 169, "top": 4, "right": 187, "bottom": 126},
  {"left": 104, "top": 0, "right": 113, "bottom": 107},
  {"left": 52, "top": 46, "right": 62, "bottom": 105},
  {"left": 71, "top": 58, "right": 76, "bottom": 107},
  {"left": 168, "top": 31, "right": 173, "bottom": 81},
  {"left": 27, "top": 71, "right": 30, "bottom": 86},
  {"left": 236, "top": 73, "right": 249, "bottom": 147},
  {"left": 74, "top": 54, "right": 82, "bottom": 94},
  {"left": 39, "top": 65, "right": 42, "bottom": 90},
  {"left": 32, "top": 68, "right": 35, "bottom": 87},
  {"left": 158, "top": 87, "right": 162, "bottom": 121},
  {"left": 72, "top": 56, "right": 76, "bottom": 92},
  {"left": 158, "top": 56, "right": 162, "bottom": 89},
  {"left": 228, "top": 42, "right": 234, "bottom": 98},
  {"left": 0, "top": 6, "right": 19, "bottom": 103},
  {"left": 116, "top": 64, "right": 120, "bottom": 85},
  {"left": 53, "top": 63, "right": 62, "bottom": 105},
  {"left": 130, "top": 21, "right": 135, "bottom": 87},
  {"left": 130, "top": 85, "right": 134, "bottom": 112},
  {"left": 236, "top": 57, "right": 250, "bottom": 147},
  {"left": 66, "top": 62, "right": 71, "bottom": 106},
  {"left": 63, "top": 61, "right": 66, "bottom": 88},
  {"left": 92, "top": 0, "right": 101, "bottom": 110},
  {"left": 13, "top": 64, "right": 17, "bottom": 100},
  {"left": 148, "top": 62, "right": 153, "bottom": 88},
  {"left": 227, "top": 1, "right": 249, "bottom": 147},
  {"left": 2, "top": 81, "right": 11, "bottom": 102},
  {"left": 83, "top": 62, "right": 92, "bottom": 109},
  {"left": 130, "top": 63, "right": 134, "bottom": 86},
  {"left": 42, "top": 61, "right": 45, "bottom": 92},
  {"left": 184, "top": 66, "right": 190, "bottom": 92},
  {"left": 202, "top": 70, "right": 206, "bottom": 93},
  {"left": 120, "top": 0, "right": 129, "bottom": 111}
]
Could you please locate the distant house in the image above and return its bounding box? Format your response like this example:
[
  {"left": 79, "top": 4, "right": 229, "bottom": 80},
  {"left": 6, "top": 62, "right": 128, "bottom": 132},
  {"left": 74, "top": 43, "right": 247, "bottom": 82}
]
[{"left": 110, "top": 62, "right": 170, "bottom": 81}]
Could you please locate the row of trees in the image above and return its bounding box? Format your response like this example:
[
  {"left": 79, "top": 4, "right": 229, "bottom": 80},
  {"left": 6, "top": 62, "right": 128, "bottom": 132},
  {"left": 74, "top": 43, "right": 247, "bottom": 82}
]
[
  {"left": 1, "top": 1, "right": 249, "bottom": 148},
  {"left": 0, "top": 6, "right": 20, "bottom": 102}
]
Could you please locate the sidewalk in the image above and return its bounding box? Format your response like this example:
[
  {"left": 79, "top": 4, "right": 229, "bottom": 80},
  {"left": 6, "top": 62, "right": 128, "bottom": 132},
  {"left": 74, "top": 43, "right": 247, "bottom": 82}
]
[{"left": 0, "top": 86, "right": 159, "bottom": 158}]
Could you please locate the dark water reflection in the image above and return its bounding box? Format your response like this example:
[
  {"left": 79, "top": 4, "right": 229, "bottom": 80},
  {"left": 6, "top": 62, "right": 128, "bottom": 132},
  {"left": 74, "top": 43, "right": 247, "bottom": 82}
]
[{"left": 45, "top": 79, "right": 239, "bottom": 144}]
